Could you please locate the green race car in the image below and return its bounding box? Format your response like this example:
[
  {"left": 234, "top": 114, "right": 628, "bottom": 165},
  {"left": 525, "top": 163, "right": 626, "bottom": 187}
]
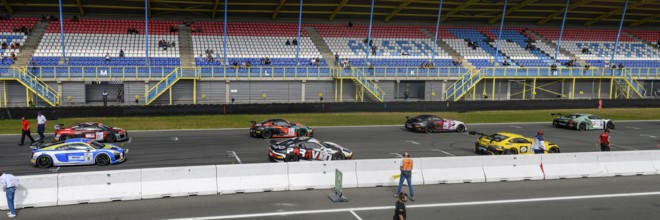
[{"left": 551, "top": 113, "right": 615, "bottom": 131}]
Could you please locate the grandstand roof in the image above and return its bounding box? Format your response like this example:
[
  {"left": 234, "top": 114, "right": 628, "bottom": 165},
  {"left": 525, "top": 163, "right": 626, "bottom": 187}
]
[{"left": 1, "top": 0, "right": 659, "bottom": 27}]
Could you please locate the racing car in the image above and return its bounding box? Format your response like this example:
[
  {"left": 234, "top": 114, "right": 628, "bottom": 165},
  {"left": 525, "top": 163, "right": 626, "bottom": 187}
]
[
  {"left": 470, "top": 131, "right": 560, "bottom": 155},
  {"left": 551, "top": 113, "right": 615, "bottom": 131},
  {"left": 405, "top": 115, "right": 467, "bottom": 133},
  {"left": 268, "top": 137, "right": 353, "bottom": 162},
  {"left": 250, "top": 119, "right": 313, "bottom": 139},
  {"left": 54, "top": 122, "right": 128, "bottom": 142},
  {"left": 30, "top": 138, "right": 128, "bottom": 168}
]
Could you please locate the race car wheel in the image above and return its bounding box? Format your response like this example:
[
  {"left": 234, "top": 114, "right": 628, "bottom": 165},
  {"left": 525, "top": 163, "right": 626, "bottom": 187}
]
[
  {"left": 59, "top": 134, "right": 70, "bottom": 141},
  {"left": 552, "top": 121, "right": 558, "bottom": 127},
  {"left": 268, "top": 155, "right": 276, "bottom": 162},
  {"left": 332, "top": 153, "right": 346, "bottom": 160},
  {"left": 485, "top": 151, "right": 495, "bottom": 156},
  {"left": 36, "top": 155, "right": 53, "bottom": 168},
  {"left": 262, "top": 129, "right": 273, "bottom": 139},
  {"left": 578, "top": 123, "right": 587, "bottom": 131},
  {"left": 606, "top": 122, "right": 615, "bottom": 130},
  {"left": 105, "top": 133, "right": 117, "bottom": 143},
  {"left": 95, "top": 154, "right": 111, "bottom": 166},
  {"left": 284, "top": 154, "right": 299, "bottom": 162},
  {"left": 456, "top": 125, "right": 466, "bottom": 133},
  {"left": 297, "top": 129, "right": 307, "bottom": 137},
  {"left": 503, "top": 148, "right": 518, "bottom": 155},
  {"left": 424, "top": 125, "right": 434, "bottom": 134},
  {"left": 547, "top": 147, "right": 560, "bottom": 153}
]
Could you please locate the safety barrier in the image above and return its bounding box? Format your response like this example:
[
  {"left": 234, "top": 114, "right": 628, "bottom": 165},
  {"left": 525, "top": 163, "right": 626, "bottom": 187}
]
[
  {"left": 216, "top": 163, "right": 289, "bottom": 194},
  {"left": 355, "top": 158, "right": 424, "bottom": 188},
  {"left": 421, "top": 157, "right": 486, "bottom": 184},
  {"left": 3, "top": 150, "right": 660, "bottom": 211},
  {"left": 597, "top": 151, "right": 656, "bottom": 177},
  {"left": 541, "top": 153, "right": 605, "bottom": 179},
  {"left": 0, "top": 174, "right": 58, "bottom": 209},
  {"left": 141, "top": 166, "right": 218, "bottom": 199},
  {"left": 288, "top": 160, "right": 358, "bottom": 190},
  {"left": 482, "top": 155, "right": 545, "bottom": 182},
  {"left": 57, "top": 170, "right": 142, "bottom": 205}
]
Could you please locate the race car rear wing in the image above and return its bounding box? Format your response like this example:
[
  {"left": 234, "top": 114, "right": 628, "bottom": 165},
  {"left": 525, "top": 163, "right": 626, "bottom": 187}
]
[{"left": 550, "top": 113, "right": 564, "bottom": 117}]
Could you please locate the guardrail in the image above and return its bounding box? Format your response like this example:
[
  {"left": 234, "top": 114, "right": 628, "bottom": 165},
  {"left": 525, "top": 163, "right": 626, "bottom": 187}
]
[{"left": 2, "top": 150, "right": 660, "bottom": 210}]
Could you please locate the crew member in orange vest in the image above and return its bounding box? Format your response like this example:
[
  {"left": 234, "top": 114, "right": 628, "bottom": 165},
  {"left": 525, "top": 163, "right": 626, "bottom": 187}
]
[{"left": 395, "top": 152, "right": 414, "bottom": 201}]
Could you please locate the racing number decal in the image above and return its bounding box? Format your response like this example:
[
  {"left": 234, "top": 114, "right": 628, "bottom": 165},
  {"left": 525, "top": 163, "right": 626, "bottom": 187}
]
[
  {"left": 85, "top": 133, "right": 96, "bottom": 139},
  {"left": 84, "top": 152, "right": 93, "bottom": 162},
  {"left": 289, "top": 128, "right": 295, "bottom": 136},
  {"left": 442, "top": 120, "right": 450, "bottom": 129},
  {"left": 592, "top": 120, "right": 603, "bottom": 129}
]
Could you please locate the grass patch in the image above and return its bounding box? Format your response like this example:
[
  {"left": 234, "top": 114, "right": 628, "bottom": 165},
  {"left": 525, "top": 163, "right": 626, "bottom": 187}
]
[{"left": 1, "top": 108, "right": 658, "bottom": 135}]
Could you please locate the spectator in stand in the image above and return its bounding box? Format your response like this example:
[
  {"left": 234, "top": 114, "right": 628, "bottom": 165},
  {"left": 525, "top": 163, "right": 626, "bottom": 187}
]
[
  {"left": 207, "top": 53, "right": 213, "bottom": 62},
  {"left": 348, "top": 20, "right": 353, "bottom": 28},
  {"left": 502, "top": 59, "right": 510, "bottom": 66},
  {"left": 584, "top": 63, "right": 591, "bottom": 73},
  {"left": 30, "top": 60, "right": 37, "bottom": 73},
  {"left": 232, "top": 60, "right": 239, "bottom": 68},
  {"left": 315, "top": 57, "right": 320, "bottom": 64},
  {"left": 335, "top": 53, "right": 339, "bottom": 65},
  {"left": 119, "top": 49, "right": 125, "bottom": 58},
  {"left": 551, "top": 63, "right": 558, "bottom": 76},
  {"left": 371, "top": 46, "right": 377, "bottom": 56},
  {"left": 292, "top": 39, "right": 298, "bottom": 46},
  {"left": 72, "top": 15, "right": 79, "bottom": 22},
  {"left": 170, "top": 25, "right": 177, "bottom": 33},
  {"left": 246, "top": 61, "right": 252, "bottom": 68},
  {"left": 265, "top": 57, "right": 271, "bottom": 65},
  {"left": 285, "top": 39, "right": 291, "bottom": 46},
  {"left": 49, "top": 14, "right": 56, "bottom": 21},
  {"left": 10, "top": 52, "right": 16, "bottom": 61},
  {"left": 618, "top": 63, "right": 624, "bottom": 70},
  {"left": 656, "top": 39, "right": 660, "bottom": 48},
  {"left": 310, "top": 58, "right": 316, "bottom": 66},
  {"left": 1, "top": 41, "right": 6, "bottom": 49},
  {"left": 1, "top": 53, "right": 6, "bottom": 64},
  {"left": 9, "top": 42, "right": 15, "bottom": 49},
  {"left": 581, "top": 47, "right": 591, "bottom": 54},
  {"left": 260, "top": 57, "right": 265, "bottom": 65},
  {"left": 105, "top": 52, "right": 111, "bottom": 62},
  {"left": 41, "top": 15, "right": 48, "bottom": 23}
]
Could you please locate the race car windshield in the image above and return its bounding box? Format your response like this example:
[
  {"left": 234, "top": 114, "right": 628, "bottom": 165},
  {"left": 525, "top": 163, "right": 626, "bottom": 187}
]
[
  {"left": 568, "top": 114, "right": 580, "bottom": 119},
  {"left": 89, "top": 140, "right": 105, "bottom": 149},
  {"left": 486, "top": 134, "right": 509, "bottom": 142}
]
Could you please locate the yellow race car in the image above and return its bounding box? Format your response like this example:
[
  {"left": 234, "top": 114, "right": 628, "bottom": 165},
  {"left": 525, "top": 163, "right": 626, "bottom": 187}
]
[{"left": 470, "top": 131, "right": 560, "bottom": 155}]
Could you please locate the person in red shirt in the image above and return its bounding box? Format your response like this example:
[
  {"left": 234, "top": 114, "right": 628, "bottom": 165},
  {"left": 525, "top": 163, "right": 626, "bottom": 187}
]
[
  {"left": 599, "top": 129, "right": 611, "bottom": 151},
  {"left": 19, "top": 116, "right": 35, "bottom": 146}
]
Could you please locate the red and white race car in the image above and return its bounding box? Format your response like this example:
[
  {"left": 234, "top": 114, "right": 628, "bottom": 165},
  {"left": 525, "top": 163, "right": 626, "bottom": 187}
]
[
  {"left": 404, "top": 115, "right": 467, "bottom": 133},
  {"left": 54, "top": 122, "right": 129, "bottom": 142}
]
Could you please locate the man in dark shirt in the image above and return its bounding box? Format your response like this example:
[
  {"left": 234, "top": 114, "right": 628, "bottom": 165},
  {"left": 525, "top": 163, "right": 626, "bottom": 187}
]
[
  {"left": 292, "top": 39, "right": 298, "bottom": 46},
  {"left": 393, "top": 192, "right": 408, "bottom": 220}
]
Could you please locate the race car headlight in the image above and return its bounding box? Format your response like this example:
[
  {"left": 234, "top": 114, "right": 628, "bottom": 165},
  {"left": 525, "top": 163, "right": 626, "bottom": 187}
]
[{"left": 342, "top": 149, "right": 352, "bottom": 154}]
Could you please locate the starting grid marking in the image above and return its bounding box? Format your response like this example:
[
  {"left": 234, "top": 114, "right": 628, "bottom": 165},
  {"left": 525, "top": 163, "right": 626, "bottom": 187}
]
[{"left": 166, "top": 191, "right": 660, "bottom": 220}]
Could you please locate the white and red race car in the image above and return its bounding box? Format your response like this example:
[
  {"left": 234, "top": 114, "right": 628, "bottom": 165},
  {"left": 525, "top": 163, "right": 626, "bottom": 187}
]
[
  {"left": 54, "top": 122, "right": 128, "bottom": 142},
  {"left": 405, "top": 115, "right": 467, "bottom": 133}
]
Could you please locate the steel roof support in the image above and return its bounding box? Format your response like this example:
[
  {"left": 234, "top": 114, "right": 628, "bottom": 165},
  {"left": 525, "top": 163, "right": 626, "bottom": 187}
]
[
  {"left": 629, "top": 12, "right": 660, "bottom": 27},
  {"left": 329, "top": 0, "right": 349, "bottom": 21},
  {"left": 384, "top": 0, "right": 415, "bottom": 22},
  {"left": 440, "top": 0, "right": 479, "bottom": 22},
  {"left": 75, "top": 0, "right": 85, "bottom": 16},
  {"left": 272, "top": 0, "right": 286, "bottom": 20},
  {"left": 536, "top": 0, "right": 592, "bottom": 25},
  {"left": 584, "top": 0, "right": 653, "bottom": 26},
  {"left": 1, "top": 0, "right": 12, "bottom": 14},
  {"left": 488, "top": 0, "right": 537, "bottom": 24}
]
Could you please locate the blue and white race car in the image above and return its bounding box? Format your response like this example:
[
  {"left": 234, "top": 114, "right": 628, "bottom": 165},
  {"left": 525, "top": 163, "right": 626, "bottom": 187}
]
[{"left": 30, "top": 138, "right": 129, "bottom": 168}]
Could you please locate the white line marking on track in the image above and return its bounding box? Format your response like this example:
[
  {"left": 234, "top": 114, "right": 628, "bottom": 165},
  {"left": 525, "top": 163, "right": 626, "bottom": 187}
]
[
  {"left": 626, "top": 126, "right": 641, "bottom": 130},
  {"left": 165, "top": 191, "right": 660, "bottom": 220},
  {"left": 349, "top": 210, "right": 363, "bottom": 220},
  {"left": 406, "top": 140, "right": 420, "bottom": 145},
  {"left": 432, "top": 149, "right": 455, "bottom": 156},
  {"left": 611, "top": 144, "right": 638, "bottom": 150},
  {"left": 389, "top": 153, "right": 403, "bottom": 158},
  {"left": 640, "top": 134, "right": 658, "bottom": 138},
  {"left": 508, "top": 125, "right": 522, "bottom": 129}
]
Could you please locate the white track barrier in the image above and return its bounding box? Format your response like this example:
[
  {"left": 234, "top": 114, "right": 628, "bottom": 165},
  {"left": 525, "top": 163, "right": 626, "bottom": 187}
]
[
  {"left": 0, "top": 174, "right": 58, "bottom": 210},
  {"left": 541, "top": 153, "right": 605, "bottom": 179},
  {"left": 421, "top": 156, "right": 485, "bottom": 184},
  {"left": 482, "top": 155, "right": 544, "bottom": 182},
  {"left": 598, "top": 151, "right": 656, "bottom": 176},
  {"left": 141, "top": 165, "right": 218, "bottom": 199},
  {"left": 651, "top": 151, "right": 660, "bottom": 174},
  {"left": 217, "top": 163, "right": 288, "bottom": 194},
  {"left": 288, "top": 160, "right": 357, "bottom": 190},
  {"left": 355, "top": 158, "right": 423, "bottom": 188},
  {"left": 57, "top": 170, "right": 141, "bottom": 205}
]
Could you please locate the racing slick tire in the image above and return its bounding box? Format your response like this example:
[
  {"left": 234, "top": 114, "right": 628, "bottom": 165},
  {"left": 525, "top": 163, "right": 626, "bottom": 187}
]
[
  {"left": 503, "top": 148, "right": 518, "bottom": 155},
  {"left": 485, "top": 151, "right": 495, "bottom": 156},
  {"left": 268, "top": 155, "right": 277, "bottom": 162},
  {"left": 297, "top": 129, "right": 307, "bottom": 137},
  {"left": 36, "top": 155, "right": 53, "bottom": 168},
  {"left": 456, "top": 125, "right": 466, "bottom": 133},
  {"left": 606, "top": 122, "right": 615, "bottom": 130},
  {"left": 331, "top": 152, "right": 346, "bottom": 160},
  {"left": 547, "top": 147, "right": 560, "bottom": 153},
  {"left": 105, "top": 133, "right": 117, "bottom": 143},
  {"left": 95, "top": 154, "right": 111, "bottom": 166},
  {"left": 552, "top": 121, "right": 559, "bottom": 127},
  {"left": 424, "top": 125, "right": 434, "bottom": 134},
  {"left": 578, "top": 123, "right": 587, "bottom": 131},
  {"left": 59, "top": 134, "right": 71, "bottom": 141},
  {"left": 261, "top": 129, "right": 273, "bottom": 139},
  {"left": 284, "top": 154, "right": 299, "bottom": 162}
]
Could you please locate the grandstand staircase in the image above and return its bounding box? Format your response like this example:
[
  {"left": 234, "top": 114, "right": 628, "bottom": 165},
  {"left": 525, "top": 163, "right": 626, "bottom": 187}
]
[
  {"left": 624, "top": 33, "right": 660, "bottom": 52},
  {"left": 524, "top": 30, "right": 586, "bottom": 66},
  {"left": 444, "top": 70, "right": 481, "bottom": 101},
  {"left": 613, "top": 70, "right": 645, "bottom": 99},
  {"left": 177, "top": 24, "right": 196, "bottom": 67},
  {"left": 12, "top": 21, "right": 49, "bottom": 67},
  {"left": 419, "top": 28, "right": 476, "bottom": 69},
  {"left": 332, "top": 68, "right": 385, "bottom": 102},
  {"left": 4, "top": 67, "right": 60, "bottom": 106},
  {"left": 145, "top": 67, "right": 199, "bottom": 105},
  {"left": 304, "top": 27, "right": 336, "bottom": 66}
]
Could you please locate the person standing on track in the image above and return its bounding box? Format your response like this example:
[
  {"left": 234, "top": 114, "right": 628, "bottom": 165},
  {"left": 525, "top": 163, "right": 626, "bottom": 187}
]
[
  {"left": 393, "top": 192, "right": 408, "bottom": 220},
  {"left": 102, "top": 90, "right": 108, "bottom": 106},
  {"left": 36, "top": 111, "right": 46, "bottom": 143},
  {"left": 599, "top": 129, "right": 611, "bottom": 151},
  {"left": 395, "top": 152, "right": 414, "bottom": 201},
  {"left": 19, "top": 116, "right": 35, "bottom": 146},
  {"left": 532, "top": 130, "right": 545, "bottom": 154},
  {"left": 1, "top": 172, "right": 19, "bottom": 218}
]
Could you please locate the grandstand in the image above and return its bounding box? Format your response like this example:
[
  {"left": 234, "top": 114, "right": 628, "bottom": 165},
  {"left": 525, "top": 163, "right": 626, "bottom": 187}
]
[{"left": 0, "top": 0, "right": 657, "bottom": 107}]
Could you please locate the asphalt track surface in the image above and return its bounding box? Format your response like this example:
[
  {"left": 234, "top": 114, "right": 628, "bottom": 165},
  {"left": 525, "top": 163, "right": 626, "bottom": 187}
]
[
  {"left": 1, "top": 121, "right": 659, "bottom": 175},
  {"left": 13, "top": 175, "right": 660, "bottom": 219}
]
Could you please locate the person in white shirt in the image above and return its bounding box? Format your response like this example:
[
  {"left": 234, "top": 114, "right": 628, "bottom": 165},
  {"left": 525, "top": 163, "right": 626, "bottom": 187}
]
[
  {"left": 532, "top": 130, "right": 545, "bottom": 154},
  {"left": 37, "top": 111, "right": 46, "bottom": 142},
  {"left": 1, "top": 172, "right": 19, "bottom": 218}
]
